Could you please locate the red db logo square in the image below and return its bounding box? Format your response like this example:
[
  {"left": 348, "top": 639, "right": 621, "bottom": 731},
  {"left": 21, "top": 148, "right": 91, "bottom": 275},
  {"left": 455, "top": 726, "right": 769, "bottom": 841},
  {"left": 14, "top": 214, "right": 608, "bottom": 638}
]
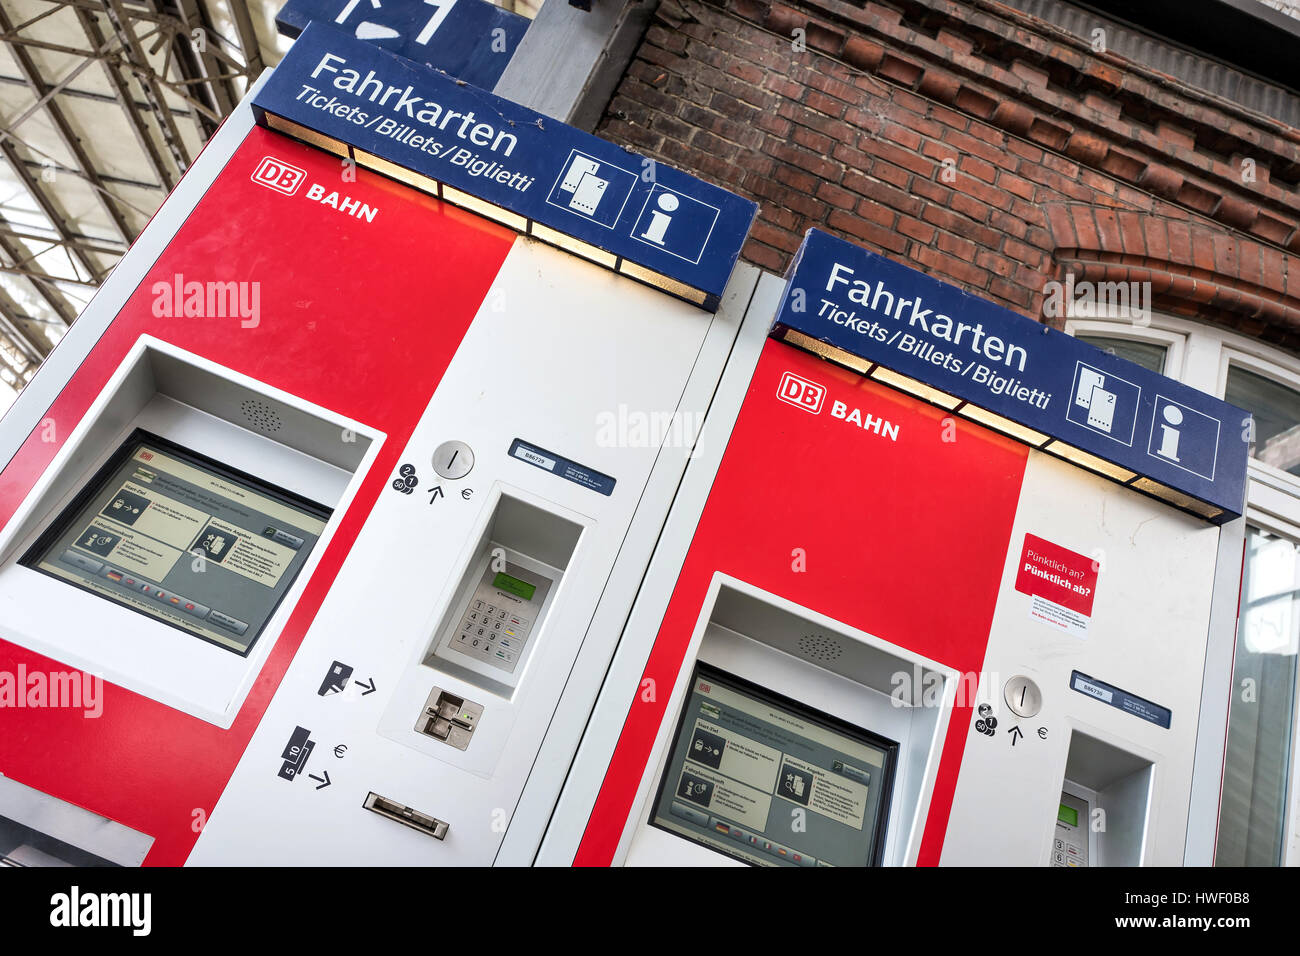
[
  {"left": 252, "top": 157, "right": 306, "bottom": 196},
  {"left": 777, "top": 371, "right": 826, "bottom": 414}
]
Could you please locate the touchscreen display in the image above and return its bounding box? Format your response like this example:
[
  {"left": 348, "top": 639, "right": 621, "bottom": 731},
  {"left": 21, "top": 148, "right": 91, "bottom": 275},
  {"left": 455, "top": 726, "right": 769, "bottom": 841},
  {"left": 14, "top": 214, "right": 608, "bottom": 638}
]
[
  {"left": 23, "top": 430, "right": 330, "bottom": 655},
  {"left": 650, "top": 663, "right": 896, "bottom": 867}
]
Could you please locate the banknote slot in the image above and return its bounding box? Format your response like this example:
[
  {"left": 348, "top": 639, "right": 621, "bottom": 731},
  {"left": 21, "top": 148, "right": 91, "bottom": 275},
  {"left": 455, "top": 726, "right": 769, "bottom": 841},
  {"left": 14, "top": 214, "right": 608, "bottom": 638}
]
[{"left": 363, "top": 793, "right": 449, "bottom": 841}]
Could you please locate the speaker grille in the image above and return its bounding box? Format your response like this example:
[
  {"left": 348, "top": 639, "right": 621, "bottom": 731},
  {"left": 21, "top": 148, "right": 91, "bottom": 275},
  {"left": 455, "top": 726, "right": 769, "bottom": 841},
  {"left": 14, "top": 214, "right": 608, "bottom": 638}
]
[
  {"left": 240, "top": 398, "right": 282, "bottom": 433},
  {"left": 796, "top": 633, "right": 842, "bottom": 663}
]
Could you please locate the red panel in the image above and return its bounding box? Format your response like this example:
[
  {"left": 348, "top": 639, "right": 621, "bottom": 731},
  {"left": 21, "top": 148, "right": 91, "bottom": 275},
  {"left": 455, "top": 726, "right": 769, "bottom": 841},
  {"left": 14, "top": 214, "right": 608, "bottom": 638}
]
[
  {"left": 0, "top": 127, "right": 514, "bottom": 864},
  {"left": 574, "top": 341, "right": 1030, "bottom": 866}
]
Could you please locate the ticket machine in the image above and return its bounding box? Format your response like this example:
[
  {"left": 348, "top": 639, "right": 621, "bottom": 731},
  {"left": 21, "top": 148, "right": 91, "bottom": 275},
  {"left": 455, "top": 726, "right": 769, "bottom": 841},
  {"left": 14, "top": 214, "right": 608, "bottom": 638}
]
[
  {"left": 0, "top": 24, "right": 761, "bottom": 866},
  {"left": 543, "top": 229, "right": 1249, "bottom": 867}
]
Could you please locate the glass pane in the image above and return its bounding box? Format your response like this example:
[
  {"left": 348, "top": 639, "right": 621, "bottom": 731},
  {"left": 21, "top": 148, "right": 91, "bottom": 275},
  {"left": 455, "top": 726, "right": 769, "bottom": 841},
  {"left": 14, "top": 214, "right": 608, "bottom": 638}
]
[
  {"left": 1076, "top": 335, "right": 1166, "bottom": 374},
  {"left": 1216, "top": 527, "right": 1298, "bottom": 866},
  {"left": 1225, "top": 366, "right": 1300, "bottom": 476}
]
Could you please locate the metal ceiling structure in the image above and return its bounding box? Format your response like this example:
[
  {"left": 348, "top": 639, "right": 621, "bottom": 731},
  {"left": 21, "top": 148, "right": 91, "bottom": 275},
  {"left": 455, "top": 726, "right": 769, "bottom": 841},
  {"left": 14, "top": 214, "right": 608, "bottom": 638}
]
[
  {"left": 0, "top": 0, "right": 541, "bottom": 412},
  {"left": 0, "top": 0, "right": 293, "bottom": 408}
]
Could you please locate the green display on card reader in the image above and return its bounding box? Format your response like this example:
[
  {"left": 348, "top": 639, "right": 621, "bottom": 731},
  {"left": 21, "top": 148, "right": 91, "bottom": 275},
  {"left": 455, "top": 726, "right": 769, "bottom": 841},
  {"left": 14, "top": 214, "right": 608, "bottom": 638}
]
[
  {"left": 493, "top": 572, "right": 536, "bottom": 601},
  {"left": 1057, "top": 804, "right": 1078, "bottom": 827}
]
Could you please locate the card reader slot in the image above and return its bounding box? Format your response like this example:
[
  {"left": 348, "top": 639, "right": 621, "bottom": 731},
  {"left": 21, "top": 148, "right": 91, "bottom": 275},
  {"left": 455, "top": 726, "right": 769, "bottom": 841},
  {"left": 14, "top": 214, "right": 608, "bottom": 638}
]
[{"left": 362, "top": 792, "right": 449, "bottom": 840}]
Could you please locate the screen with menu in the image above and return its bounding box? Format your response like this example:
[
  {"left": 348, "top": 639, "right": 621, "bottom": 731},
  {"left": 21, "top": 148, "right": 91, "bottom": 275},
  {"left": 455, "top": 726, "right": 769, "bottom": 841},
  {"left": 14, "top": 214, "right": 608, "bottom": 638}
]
[
  {"left": 650, "top": 663, "right": 896, "bottom": 867},
  {"left": 23, "top": 431, "right": 330, "bottom": 655}
]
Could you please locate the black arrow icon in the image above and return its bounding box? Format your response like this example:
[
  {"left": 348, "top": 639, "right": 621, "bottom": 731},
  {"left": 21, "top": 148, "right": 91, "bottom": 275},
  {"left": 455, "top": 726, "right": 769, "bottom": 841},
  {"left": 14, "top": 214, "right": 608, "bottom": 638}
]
[
  {"left": 354, "top": 678, "right": 376, "bottom": 696},
  {"left": 429, "top": 485, "right": 444, "bottom": 503},
  {"left": 1008, "top": 725, "right": 1024, "bottom": 746},
  {"left": 308, "top": 771, "right": 331, "bottom": 790}
]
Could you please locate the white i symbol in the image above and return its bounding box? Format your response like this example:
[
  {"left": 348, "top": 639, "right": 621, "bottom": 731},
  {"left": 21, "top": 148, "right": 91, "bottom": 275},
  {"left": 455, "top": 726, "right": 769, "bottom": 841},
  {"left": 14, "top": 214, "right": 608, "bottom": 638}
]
[
  {"left": 641, "top": 192, "right": 680, "bottom": 245},
  {"left": 1156, "top": 403, "right": 1183, "bottom": 462}
]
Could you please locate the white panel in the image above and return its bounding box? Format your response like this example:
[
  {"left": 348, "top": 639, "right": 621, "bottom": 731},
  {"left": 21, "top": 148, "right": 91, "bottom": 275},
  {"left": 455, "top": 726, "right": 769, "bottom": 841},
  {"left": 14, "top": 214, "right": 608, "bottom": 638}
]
[
  {"left": 940, "top": 451, "right": 1221, "bottom": 866},
  {"left": 189, "top": 236, "right": 727, "bottom": 865}
]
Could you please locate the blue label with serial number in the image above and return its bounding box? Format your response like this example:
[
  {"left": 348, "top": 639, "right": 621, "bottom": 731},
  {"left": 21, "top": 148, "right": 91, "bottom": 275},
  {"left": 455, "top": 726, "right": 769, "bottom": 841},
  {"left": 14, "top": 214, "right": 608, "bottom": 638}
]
[
  {"left": 507, "top": 439, "right": 615, "bottom": 496},
  {"left": 1070, "top": 670, "right": 1171, "bottom": 728}
]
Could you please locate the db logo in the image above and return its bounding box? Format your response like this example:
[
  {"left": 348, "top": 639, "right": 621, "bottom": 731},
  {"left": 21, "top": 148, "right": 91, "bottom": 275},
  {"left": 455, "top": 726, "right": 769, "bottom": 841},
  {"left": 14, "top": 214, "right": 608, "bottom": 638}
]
[
  {"left": 777, "top": 371, "right": 825, "bottom": 414},
  {"left": 252, "top": 157, "right": 306, "bottom": 196}
]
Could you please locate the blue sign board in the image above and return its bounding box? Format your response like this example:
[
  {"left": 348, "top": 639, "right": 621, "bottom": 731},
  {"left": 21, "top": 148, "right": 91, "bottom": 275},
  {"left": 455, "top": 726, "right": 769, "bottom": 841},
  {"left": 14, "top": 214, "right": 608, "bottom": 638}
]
[
  {"left": 772, "top": 229, "right": 1249, "bottom": 521},
  {"left": 253, "top": 22, "right": 757, "bottom": 310},
  {"left": 1070, "top": 671, "right": 1171, "bottom": 729},
  {"left": 276, "top": 0, "right": 528, "bottom": 90}
]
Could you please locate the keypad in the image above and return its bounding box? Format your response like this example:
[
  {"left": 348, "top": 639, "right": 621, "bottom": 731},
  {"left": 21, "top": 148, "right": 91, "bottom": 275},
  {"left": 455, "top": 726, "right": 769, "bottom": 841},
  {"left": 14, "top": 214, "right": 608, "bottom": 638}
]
[{"left": 453, "top": 575, "right": 538, "bottom": 672}]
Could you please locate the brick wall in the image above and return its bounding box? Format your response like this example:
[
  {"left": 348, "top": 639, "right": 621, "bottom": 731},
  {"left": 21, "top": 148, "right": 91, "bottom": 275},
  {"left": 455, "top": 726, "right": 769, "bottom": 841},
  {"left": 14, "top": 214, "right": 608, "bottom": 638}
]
[{"left": 598, "top": 0, "right": 1300, "bottom": 345}]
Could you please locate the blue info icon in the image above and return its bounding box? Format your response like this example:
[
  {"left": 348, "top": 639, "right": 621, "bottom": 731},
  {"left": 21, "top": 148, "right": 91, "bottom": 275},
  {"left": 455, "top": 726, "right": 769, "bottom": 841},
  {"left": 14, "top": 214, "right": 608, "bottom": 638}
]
[
  {"left": 546, "top": 150, "right": 638, "bottom": 229},
  {"left": 632, "top": 184, "right": 720, "bottom": 264},
  {"left": 1067, "top": 361, "right": 1141, "bottom": 446},
  {"left": 1148, "top": 395, "right": 1221, "bottom": 481}
]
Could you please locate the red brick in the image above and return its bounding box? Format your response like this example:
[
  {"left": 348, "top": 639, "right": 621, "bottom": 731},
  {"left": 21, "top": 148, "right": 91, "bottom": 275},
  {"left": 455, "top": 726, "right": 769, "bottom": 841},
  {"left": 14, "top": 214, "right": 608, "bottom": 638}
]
[
  {"left": 991, "top": 100, "right": 1034, "bottom": 136},
  {"left": 1011, "top": 61, "right": 1049, "bottom": 87},
  {"left": 1083, "top": 92, "right": 1122, "bottom": 119},
  {"left": 1064, "top": 132, "right": 1108, "bottom": 166},
  {"left": 954, "top": 86, "right": 998, "bottom": 118},
  {"left": 897, "top": 216, "right": 937, "bottom": 244},
  {"left": 913, "top": 244, "right": 990, "bottom": 290},
  {"left": 879, "top": 55, "right": 923, "bottom": 86},
  {"left": 1137, "top": 163, "right": 1184, "bottom": 199},
  {"left": 997, "top": 171, "right": 1037, "bottom": 202},
  {"left": 792, "top": 124, "right": 834, "bottom": 154},
  {"left": 950, "top": 191, "right": 991, "bottom": 223},
  {"left": 727, "top": 60, "right": 766, "bottom": 86},
  {"left": 1026, "top": 117, "right": 1070, "bottom": 150},
  {"left": 816, "top": 180, "right": 858, "bottom": 210},
  {"left": 918, "top": 69, "right": 962, "bottom": 103},
  {"left": 853, "top": 198, "right": 897, "bottom": 228},
  {"left": 959, "top": 155, "right": 997, "bottom": 183},
  {"left": 937, "top": 231, "right": 978, "bottom": 259},
  {"left": 751, "top": 221, "right": 803, "bottom": 253},
  {"left": 991, "top": 209, "right": 1032, "bottom": 241},
  {"left": 773, "top": 163, "right": 820, "bottom": 194},
  {"left": 827, "top": 209, "right": 908, "bottom": 254},
  {"left": 743, "top": 238, "right": 786, "bottom": 272},
  {"left": 842, "top": 169, "right": 923, "bottom": 215},
  {"left": 764, "top": 4, "right": 802, "bottom": 37},
  {"left": 806, "top": 21, "right": 845, "bottom": 56},
  {"left": 1156, "top": 121, "right": 1196, "bottom": 151},
  {"left": 936, "top": 28, "right": 974, "bottom": 56},
  {"left": 843, "top": 36, "right": 884, "bottom": 72},
  {"left": 806, "top": 90, "right": 847, "bottom": 118},
  {"left": 1176, "top": 180, "right": 1219, "bottom": 214},
  {"left": 1216, "top": 194, "right": 1259, "bottom": 230},
  {"left": 975, "top": 249, "right": 1017, "bottom": 279}
]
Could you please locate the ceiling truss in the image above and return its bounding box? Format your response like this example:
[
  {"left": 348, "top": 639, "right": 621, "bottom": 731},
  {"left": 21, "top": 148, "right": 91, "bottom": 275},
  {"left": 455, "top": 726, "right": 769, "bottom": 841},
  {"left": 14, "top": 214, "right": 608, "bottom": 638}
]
[{"left": 0, "top": 0, "right": 284, "bottom": 394}]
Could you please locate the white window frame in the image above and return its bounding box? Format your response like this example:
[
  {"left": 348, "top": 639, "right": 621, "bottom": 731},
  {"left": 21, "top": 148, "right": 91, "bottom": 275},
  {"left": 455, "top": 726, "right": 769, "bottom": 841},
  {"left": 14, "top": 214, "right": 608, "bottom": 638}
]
[{"left": 1066, "top": 310, "right": 1300, "bottom": 866}]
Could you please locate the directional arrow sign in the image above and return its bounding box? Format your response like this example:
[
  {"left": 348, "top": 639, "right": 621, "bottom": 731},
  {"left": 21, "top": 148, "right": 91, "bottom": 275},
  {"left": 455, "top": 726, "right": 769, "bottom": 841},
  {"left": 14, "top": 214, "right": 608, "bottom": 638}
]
[
  {"left": 354, "top": 677, "right": 377, "bottom": 696},
  {"left": 1008, "top": 725, "right": 1024, "bottom": 746},
  {"left": 276, "top": 0, "right": 529, "bottom": 89},
  {"left": 308, "top": 770, "right": 332, "bottom": 790},
  {"left": 429, "top": 485, "right": 444, "bottom": 503}
]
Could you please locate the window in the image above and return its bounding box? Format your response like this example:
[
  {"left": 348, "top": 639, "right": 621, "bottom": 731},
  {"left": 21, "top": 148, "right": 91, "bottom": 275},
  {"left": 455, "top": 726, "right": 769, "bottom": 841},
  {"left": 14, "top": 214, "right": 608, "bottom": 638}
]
[
  {"left": 1068, "top": 312, "right": 1300, "bottom": 866},
  {"left": 1217, "top": 528, "right": 1299, "bottom": 865},
  {"left": 1225, "top": 366, "right": 1300, "bottom": 477},
  {"left": 1076, "top": 335, "right": 1167, "bottom": 374}
]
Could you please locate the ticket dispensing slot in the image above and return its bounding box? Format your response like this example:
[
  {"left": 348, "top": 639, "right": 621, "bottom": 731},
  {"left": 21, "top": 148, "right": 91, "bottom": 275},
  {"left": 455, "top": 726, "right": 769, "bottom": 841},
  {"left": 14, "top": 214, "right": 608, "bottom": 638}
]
[
  {"left": 0, "top": 337, "right": 379, "bottom": 726},
  {"left": 422, "top": 487, "right": 583, "bottom": 703},
  {"left": 1056, "top": 729, "right": 1154, "bottom": 867},
  {"left": 627, "top": 575, "right": 959, "bottom": 867}
]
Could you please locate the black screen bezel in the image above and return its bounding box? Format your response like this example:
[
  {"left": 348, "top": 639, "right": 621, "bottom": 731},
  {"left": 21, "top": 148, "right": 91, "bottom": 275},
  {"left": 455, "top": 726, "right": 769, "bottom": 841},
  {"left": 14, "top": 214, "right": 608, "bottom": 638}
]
[
  {"left": 649, "top": 660, "right": 899, "bottom": 867},
  {"left": 20, "top": 428, "right": 333, "bottom": 657}
]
